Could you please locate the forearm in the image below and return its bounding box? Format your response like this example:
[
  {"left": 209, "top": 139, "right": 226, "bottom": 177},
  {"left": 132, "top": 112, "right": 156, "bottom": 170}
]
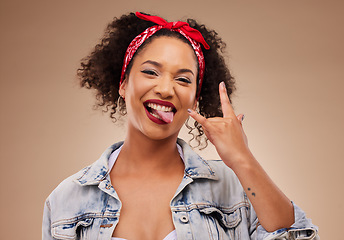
[
  {"left": 188, "top": 83, "right": 295, "bottom": 232},
  {"left": 229, "top": 152, "right": 294, "bottom": 232}
]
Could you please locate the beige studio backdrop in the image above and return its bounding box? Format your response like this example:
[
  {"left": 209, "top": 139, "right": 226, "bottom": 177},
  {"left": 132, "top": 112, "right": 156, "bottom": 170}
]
[{"left": 1, "top": 0, "right": 343, "bottom": 239}]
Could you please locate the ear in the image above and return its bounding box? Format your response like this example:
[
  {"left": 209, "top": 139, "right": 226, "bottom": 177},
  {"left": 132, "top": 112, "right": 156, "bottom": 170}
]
[{"left": 119, "top": 78, "right": 127, "bottom": 98}]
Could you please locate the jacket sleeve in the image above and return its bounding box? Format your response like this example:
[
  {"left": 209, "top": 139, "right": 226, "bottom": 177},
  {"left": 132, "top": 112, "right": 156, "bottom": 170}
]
[
  {"left": 42, "top": 198, "right": 55, "bottom": 240},
  {"left": 252, "top": 202, "right": 319, "bottom": 240}
]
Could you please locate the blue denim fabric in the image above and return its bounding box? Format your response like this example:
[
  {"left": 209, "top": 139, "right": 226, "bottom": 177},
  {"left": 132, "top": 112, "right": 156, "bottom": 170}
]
[{"left": 42, "top": 139, "right": 319, "bottom": 239}]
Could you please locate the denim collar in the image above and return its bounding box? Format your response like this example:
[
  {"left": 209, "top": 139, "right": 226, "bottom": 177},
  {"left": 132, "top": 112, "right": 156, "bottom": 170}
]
[{"left": 75, "top": 138, "right": 218, "bottom": 186}]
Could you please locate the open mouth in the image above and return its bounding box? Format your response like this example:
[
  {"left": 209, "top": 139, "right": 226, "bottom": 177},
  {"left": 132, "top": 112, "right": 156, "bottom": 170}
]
[{"left": 144, "top": 100, "right": 177, "bottom": 124}]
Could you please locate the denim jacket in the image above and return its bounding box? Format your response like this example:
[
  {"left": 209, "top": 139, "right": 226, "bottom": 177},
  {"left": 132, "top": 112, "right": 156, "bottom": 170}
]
[{"left": 42, "top": 139, "right": 319, "bottom": 240}]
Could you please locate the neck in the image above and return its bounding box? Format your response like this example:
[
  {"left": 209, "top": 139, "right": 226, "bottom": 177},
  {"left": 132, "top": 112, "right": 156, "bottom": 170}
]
[{"left": 118, "top": 127, "right": 182, "bottom": 173}]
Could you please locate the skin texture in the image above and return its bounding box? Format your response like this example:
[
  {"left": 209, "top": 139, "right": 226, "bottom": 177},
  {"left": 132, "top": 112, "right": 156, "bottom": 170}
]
[
  {"left": 111, "top": 37, "right": 198, "bottom": 239},
  {"left": 110, "top": 36, "right": 294, "bottom": 238},
  {"left": 119, "top": 37, "right": 198, "bottom": 142},
  {"left": 77, "top": 13, "right": 235, "bottom": 148},
  {"left": 188, "top": 82, "right": 294, "bottom": 232}
]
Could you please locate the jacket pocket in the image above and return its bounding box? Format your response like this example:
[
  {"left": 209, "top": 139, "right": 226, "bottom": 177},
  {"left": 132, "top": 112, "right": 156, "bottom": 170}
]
[
  {"left": 200, "top": 207, "right": 242, "bottom": 239},
  {"left": 51, "top": 218, "right": 93, "bottom": 240}
]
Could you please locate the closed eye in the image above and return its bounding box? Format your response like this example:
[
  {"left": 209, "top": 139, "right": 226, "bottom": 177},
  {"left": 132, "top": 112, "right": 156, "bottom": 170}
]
[
  {"left": 141, "top": 69, "right": 158, "bottom": 76},
  {"left": 176, "top": 77, "right": 191, "bottom": 84}
]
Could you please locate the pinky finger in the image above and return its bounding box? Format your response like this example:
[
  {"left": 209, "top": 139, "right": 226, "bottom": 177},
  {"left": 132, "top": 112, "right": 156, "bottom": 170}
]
[{"left": 236, "top": 114, "right": 245, "bottom": 124}]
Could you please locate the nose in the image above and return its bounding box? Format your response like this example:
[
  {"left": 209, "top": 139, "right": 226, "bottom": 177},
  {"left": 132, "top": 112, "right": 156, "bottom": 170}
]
[{"left": 153, "top": 75, "right": 175, "bottom": 99}]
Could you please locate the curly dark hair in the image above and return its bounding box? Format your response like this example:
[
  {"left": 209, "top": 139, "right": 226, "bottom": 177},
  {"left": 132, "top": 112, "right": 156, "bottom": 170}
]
[{"left": 77, "top": 12, "right": 235, "bottom": 148}]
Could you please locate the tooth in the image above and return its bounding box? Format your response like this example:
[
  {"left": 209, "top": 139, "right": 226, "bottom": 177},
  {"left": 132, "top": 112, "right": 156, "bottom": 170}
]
[
  {"left": 151, "top": 112, "right": 161, "bottom": 119},
  {"left": 146, "top": 102, "right": 174, "bottom": 112}
]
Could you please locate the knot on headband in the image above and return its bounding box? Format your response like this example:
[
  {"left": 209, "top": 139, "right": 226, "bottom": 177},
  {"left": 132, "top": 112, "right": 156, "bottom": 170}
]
[
  {"left": 120, "top": 12, "right": 210, "bottom": 100},
  {"left": 136, "top": 12, "right": 210, "bottom": 50}
]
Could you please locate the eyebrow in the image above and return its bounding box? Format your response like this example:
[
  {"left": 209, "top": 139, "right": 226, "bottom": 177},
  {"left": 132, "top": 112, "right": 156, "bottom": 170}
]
[
  {"left": 177, "top": 68, "right": 194, "bottom": 76},
  {"left": 142, "top": 60, "right": 162, "bottom": 68},
  {"left": 141, "top": 60, "right": 195, "bottom": 76}
]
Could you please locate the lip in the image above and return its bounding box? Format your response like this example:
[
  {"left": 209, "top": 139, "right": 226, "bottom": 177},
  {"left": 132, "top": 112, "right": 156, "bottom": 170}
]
[
  {"left": 143, "top": 99, "right": 176, "bottom": 110},
  {"left": 143, "top": 99, "right": 177, "bottom": 125}
]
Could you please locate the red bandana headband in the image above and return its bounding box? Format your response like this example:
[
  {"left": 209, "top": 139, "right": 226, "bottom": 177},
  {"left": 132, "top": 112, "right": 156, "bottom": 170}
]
[{"left": 120, "top": 12, "right": 210, "bottom": 99}]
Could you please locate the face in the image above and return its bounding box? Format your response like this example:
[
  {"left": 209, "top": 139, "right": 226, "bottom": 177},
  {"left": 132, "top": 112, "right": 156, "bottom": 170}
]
[{"left": 119, "top": 36, "right": 198, "bottom": 141}]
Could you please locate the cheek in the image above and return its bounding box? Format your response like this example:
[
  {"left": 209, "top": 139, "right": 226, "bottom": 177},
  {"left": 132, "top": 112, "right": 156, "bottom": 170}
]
[
  {"left": 179, "top": 88, "right": 197, "bottom": 108},
  {"left": 187, "top": 84, "right": 198, "bottom": 104},
  {"left": 127, "top": 76, "right": 149, "bottom": 98},
  {"left": 187, "top": 94, "right": 196, "bottom": 106}
]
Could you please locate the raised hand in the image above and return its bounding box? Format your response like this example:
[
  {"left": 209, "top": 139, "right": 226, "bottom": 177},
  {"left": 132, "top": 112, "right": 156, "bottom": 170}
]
[
  {"left": 189, "top": 82, "right": 295, "bottom": 231},
  {"left": 188, "top": 82, "right": 251, "bottom": 169}
]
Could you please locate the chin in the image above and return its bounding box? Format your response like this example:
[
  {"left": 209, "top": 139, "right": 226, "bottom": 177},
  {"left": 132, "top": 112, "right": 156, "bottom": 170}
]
[
  {"left": 139, "top": 121, "right": 184, "bottom": 142},
  {"left": 142, "top": 128, "right": 179, "bottom": 142},
  {"left": 127, "top": 109, "right": 187, "bottom": 141}
]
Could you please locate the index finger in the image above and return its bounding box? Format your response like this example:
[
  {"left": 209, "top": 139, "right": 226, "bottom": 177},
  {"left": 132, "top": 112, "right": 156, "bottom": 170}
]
[
  {"left": 187, "top": 109, "right": 208, "bottom": 127},
  {"left": 219, "top": 82, "right": 235, "bottom": 118}
]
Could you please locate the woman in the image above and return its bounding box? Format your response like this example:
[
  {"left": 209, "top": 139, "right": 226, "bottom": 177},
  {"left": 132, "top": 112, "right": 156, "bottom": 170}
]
[{"left": 42, "top": 12, "right": 319, "bottom": 240}]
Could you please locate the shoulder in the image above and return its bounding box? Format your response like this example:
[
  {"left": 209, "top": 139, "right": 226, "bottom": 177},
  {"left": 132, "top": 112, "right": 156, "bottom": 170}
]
[
  {"left": 178, "top": 138, "right": 244, "bottom": 194},
  {"left": 45, "top": 161, "right": 110, "bottom": 225},
  {"left": 46, "top": 165, "right": 92, "bottom": 207},
  {"left": 45, "top": 141, "right": 123, "bottom": 213},
  {"left": 207, "top": 159, "right": 246, "bottom": 198},
  {"left": 207, "top": 159, "right": 238, "bottom": 180}
]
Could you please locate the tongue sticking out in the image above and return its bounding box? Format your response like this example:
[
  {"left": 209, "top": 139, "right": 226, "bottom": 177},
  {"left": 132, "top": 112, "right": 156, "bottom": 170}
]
[{"left": 154, "top": 109, "right": 174, "bottom": 123}]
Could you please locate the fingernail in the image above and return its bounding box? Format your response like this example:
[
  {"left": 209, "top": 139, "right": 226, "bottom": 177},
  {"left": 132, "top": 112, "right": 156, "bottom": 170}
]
[
  {"left": 221, "top": 81, "right": 226, "bottom": 89},
  {"left": 187, "top": 109, "right": 192, "bottom": 113},
  {"left": 241, "top": 114, "right": 245, "bottom": 122}
]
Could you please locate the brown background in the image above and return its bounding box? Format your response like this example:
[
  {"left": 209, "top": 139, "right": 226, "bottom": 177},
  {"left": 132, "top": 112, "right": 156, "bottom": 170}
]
[{"left": 1, "top": 0, "right": 343, "bottom": 239}]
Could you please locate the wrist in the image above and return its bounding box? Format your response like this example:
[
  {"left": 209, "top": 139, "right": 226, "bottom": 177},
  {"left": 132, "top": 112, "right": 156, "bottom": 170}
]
[{"left": 223, "top": 150, "right": 257, "bottom": 172}]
